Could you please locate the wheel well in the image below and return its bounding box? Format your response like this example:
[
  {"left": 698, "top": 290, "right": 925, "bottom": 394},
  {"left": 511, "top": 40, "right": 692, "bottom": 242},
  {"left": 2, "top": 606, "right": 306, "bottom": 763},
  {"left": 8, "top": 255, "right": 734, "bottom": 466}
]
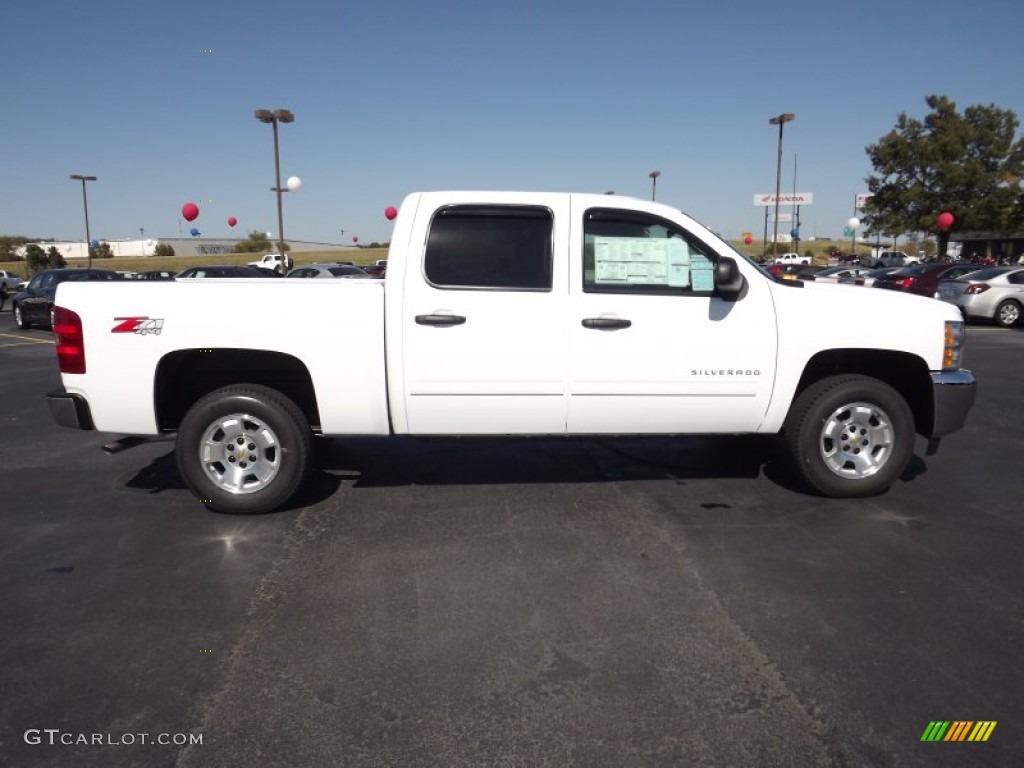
[
  {"left": 792, "top": 349, "right": 932, "bottom": 435},
  {"left": 154, "top": 349, "right": 321, "bottom": 432}
]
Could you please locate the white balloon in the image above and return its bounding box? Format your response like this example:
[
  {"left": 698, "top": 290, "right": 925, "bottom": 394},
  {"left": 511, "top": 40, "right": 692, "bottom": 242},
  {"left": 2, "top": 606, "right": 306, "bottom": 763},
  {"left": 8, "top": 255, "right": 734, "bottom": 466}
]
[
  {"left": 847, "top": 217, "right": 860, "bottom": 228},
  {"left": 286, "top": 176, "right": 302, "bottom": 192}
]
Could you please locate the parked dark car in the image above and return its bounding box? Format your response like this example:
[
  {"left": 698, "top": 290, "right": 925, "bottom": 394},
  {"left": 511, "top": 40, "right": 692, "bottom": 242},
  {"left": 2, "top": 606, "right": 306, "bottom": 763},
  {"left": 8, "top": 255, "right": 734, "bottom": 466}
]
[
  {"left": 13, "top": 268, "right": 123, "bottom": 329},
  {"left": 136, "top": 270, "right": 176, "bottom": 280},
  {"left": 871, "top": 263, "right": 981, "bottom": 297},
  {"left": 765, "top": 263, "right": 823, "bottom": 281},
  {"left": 175, "top": 265, "right": 277, "bottom": 278}
]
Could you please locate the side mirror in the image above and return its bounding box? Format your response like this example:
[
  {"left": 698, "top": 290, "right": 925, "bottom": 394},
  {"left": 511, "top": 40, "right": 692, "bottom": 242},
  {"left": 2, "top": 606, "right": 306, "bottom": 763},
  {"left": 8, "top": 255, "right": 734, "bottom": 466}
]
[{"left": 714, "top": 256, "right": 747, "bottom": 299}]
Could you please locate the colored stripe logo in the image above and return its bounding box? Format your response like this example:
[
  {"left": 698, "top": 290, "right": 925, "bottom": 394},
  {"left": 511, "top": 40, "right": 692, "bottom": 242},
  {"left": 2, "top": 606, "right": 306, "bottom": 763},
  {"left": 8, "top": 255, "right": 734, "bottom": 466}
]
[{"left": 921, "top": 721, "right": 996, "bottom": 742}]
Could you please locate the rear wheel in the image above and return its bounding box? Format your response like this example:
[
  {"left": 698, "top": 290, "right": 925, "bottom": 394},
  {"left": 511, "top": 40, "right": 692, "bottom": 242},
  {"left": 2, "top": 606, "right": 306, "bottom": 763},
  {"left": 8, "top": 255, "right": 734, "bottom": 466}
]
[
  {"left": 784, "top": 375, "right": 914, "bottom": 497},
  {"left": 176, "top": 384, "right": 311, "bottom": 514},
  {"left": 995, "top": 299, "right": 1021, "bottom": 328}
]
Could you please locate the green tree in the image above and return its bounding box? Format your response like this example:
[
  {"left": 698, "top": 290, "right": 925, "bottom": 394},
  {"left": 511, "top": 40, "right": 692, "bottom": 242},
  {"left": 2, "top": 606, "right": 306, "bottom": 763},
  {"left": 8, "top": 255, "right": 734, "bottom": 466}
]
[
  {"left": 89, "top": 242, "right": 113, "bottom": 259},
  {"left": 153, "top": 242, "right": 175, "bottom": 257},
  {"left": 0, "top": 235, "right": 30, "bottom": 261},
  {"left": 25, "top": 243, "right": 47, "bottom": 273},
  {"left": 46, "top": 246, "right": 66, "bottom": 268},
  {"left": 232, "top": 230, "right": 288, "bottom": 253},
  {"left": 864, "top": 95, "right": 1024, "bottom": 257}
]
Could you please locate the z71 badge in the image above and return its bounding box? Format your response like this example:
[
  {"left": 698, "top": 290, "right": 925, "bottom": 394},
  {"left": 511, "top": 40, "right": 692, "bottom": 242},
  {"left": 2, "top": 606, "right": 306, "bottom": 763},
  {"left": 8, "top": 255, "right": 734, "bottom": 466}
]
[{"left": 111, "top": 317, "right": 164, "bottom": 335}]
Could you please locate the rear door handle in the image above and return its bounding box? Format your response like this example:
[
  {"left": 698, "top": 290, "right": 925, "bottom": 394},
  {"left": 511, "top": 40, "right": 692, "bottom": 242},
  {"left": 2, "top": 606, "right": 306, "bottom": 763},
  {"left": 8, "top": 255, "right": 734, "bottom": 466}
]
[
  {"left": 582, "top": 317, "right": 631, "bottom": 330},
  {"left": 415, "top": 314, "right": 466, "bottom": 326}
]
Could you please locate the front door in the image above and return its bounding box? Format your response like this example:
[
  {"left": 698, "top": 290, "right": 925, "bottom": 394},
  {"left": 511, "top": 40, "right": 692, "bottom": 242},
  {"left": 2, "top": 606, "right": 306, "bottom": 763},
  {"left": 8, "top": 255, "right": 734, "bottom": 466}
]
[{"left": 566, "top": 203, "right": 777, "bottom": 434}]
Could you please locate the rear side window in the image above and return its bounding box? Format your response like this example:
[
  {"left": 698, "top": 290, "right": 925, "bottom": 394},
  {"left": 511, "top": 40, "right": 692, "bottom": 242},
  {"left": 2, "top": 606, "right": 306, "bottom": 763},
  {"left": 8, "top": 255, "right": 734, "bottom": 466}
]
[{"left": 424, "top": 205, "right": 553, "bottom": 290}]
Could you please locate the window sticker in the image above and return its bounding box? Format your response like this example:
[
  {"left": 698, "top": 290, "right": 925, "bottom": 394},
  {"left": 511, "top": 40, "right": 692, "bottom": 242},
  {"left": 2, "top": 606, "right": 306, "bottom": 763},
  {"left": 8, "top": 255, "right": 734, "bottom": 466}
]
[
  {"left": 593, "top": 237, "right": 691, "bottom": 287},
  {"left": 691, "top": 254, "right": 715, "bottom": 291}
]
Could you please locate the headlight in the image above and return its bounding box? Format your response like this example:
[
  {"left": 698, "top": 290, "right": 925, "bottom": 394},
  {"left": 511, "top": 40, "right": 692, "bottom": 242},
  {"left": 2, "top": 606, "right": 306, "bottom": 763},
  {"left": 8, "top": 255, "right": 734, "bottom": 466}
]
[{"left": 943, "top": 320, "right": 965, "bottom": 370}]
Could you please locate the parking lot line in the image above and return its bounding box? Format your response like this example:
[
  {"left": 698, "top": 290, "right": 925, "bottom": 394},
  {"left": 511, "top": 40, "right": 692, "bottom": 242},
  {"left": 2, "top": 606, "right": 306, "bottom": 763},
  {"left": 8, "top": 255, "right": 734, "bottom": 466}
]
[{"left": 0, "top": 332, "right": 54, "bottom": 346}]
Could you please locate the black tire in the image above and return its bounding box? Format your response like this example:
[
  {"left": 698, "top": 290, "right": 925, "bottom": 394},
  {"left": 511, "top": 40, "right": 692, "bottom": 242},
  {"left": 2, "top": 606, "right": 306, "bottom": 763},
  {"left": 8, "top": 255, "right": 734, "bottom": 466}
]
[
  {"left": 995, "top": 299, "right": 1022, "bottom": 328},
  {"left": 13, "top": 303, "right": 30, "bottom": 329},
  {"left": 176, "top": 384, "right": 311, "bottom": 514},
  {"left": 783, "top": 375, "right": 914, "bottom": 497}
]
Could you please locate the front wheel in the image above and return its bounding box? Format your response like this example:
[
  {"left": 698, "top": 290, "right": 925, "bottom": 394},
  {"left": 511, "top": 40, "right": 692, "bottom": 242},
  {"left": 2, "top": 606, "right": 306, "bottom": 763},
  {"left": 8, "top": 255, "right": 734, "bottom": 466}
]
[
  {"left": 995, "top": 299, "right": 1021, "bottom": 328},
  {"left": 176, "top": 384, "right": 312, "bottom": 514},
  {"left": 13, "top": 303, "right": 30, "bottom": 329},
  {"left": 784, "top": 375, "right": 914, "bottom": 497}
]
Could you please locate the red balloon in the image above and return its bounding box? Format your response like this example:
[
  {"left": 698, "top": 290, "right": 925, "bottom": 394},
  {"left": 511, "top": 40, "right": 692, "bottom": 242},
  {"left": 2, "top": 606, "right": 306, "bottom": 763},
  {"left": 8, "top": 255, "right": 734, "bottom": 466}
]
[
  {"left": 352, "top": 236, "right": 359, "bottom": 243},
  {"left": 227, "top": 217, "right": 237, "bottom": 227},
  {"left": 937, "top": 211, "right": 955, "bottom": 231},
  {"left": 384, "top": 205, "right": 398, "bottom": 221},
  {"left": 744, "top": 235, "right": 753, "bottom": 245},
  {"left": 181, "top": 202, "right": 199, "bottom": 222}
]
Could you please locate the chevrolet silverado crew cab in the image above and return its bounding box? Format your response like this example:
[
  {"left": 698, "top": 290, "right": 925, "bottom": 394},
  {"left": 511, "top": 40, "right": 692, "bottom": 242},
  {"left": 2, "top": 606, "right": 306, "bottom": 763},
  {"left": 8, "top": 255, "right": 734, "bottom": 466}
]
[{"left": 47, "top": 191, "right": 976, "bottom": 514}]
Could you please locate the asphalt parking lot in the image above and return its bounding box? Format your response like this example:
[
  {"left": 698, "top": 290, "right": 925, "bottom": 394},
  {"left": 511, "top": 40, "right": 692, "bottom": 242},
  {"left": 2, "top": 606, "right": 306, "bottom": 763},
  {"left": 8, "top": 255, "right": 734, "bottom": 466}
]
[{"left": 1, "top": 311, "right": 1022, "bottom": 767}]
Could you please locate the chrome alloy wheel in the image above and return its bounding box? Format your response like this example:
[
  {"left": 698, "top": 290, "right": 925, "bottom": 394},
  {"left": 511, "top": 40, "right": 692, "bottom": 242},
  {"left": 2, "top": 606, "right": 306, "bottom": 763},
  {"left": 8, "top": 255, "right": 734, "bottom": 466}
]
[
  {"left": 998, "top": 301, "right": 1020, "bottom": 327},
  {"left": 818, "top": 401, "right": 895, "bottom": 479},
  {"left": 198, "top": 412, "right": 281, "bottom": 495}
]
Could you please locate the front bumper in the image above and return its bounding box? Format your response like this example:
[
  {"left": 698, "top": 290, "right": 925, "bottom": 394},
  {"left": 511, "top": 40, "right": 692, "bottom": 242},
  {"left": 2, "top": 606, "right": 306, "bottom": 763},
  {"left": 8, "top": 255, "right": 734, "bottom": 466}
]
[
  {"left": 928, "top": 369, "right": 976, "bottom": 441},
  {"left": 47, "top": 388, "right": 95, "bottom": 430}
]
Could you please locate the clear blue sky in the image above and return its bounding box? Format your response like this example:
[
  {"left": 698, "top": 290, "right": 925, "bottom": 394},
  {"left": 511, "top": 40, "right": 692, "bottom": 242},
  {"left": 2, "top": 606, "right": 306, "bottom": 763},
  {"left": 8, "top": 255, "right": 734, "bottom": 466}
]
[{"left": 5, "top": 0, "right": 1023, "bottom": 246}]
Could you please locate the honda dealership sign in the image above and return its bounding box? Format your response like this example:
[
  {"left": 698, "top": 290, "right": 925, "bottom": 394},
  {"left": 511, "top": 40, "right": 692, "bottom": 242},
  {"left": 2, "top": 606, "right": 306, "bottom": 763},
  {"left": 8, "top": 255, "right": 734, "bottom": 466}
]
[{"left": 754, "top": 193, "right": 814, "bottom": 206}]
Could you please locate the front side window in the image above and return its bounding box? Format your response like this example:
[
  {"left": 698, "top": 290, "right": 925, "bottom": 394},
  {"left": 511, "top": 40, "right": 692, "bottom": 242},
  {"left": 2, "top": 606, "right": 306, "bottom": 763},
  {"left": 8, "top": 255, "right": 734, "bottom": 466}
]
[
  {"left": 583, "top": 208, "right": 718, "bottom": 295},
  {"left": 424, "top": 205, "right": 553, "bottom": 290}
]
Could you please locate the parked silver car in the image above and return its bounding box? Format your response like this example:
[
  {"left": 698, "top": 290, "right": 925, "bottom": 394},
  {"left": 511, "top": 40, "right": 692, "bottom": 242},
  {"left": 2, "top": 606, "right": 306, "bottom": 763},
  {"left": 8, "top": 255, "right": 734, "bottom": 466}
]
[
  {"left": 287, "top": 263, "right": 370, "bottom": 279},
  {"left": 935, "top": 266, "right": 1024, "bottom": 327},
  {"left": 837, "top": 266, "right": 905, "bottom": 287},
  {"left": 808, "top": 266, "right": 875, "bottom": 284}
]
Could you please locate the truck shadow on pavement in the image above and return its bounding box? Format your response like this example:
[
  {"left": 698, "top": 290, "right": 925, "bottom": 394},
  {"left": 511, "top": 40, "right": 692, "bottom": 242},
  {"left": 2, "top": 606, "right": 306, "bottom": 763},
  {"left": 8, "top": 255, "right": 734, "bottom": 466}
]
[
  {"left": 118, "top": 448, "right": 344, "bottom": 514},
  {"left": 116, "top": 435, "right": 930, "bottom": 511},
  {"left": 318, "top": 435, "right": 805, "bottom": 492}
]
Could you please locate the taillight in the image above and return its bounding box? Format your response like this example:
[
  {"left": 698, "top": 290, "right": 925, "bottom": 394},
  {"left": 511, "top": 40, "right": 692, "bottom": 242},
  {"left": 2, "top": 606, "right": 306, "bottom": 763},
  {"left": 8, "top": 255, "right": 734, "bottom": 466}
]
[
  {"left": 895, "top": 277, "right": 917, "bottom": 289},
  {"left": 53, "top": 306, "right": 86, "bottom": 374},
  {"left": 965, "top": 284, "right": 989, "bottom": 294}
]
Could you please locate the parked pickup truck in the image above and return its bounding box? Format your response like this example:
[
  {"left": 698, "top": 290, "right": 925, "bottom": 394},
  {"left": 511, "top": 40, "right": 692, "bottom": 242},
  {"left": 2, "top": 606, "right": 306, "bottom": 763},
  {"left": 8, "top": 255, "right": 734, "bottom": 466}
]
[
  {"left": 47, "top": 191, "right": 977, "bottom": 514},
  {"left": 247, "top": 252, "right": 293, "bottom": 274}
]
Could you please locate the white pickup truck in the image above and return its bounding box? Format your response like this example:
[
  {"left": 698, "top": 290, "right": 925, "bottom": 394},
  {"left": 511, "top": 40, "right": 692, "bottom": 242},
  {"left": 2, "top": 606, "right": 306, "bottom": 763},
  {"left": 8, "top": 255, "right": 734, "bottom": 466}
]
[
  {"left": 47, "top": 191, "right": 976, "bottom": 513},
  {"left": 247, "top": 252, "right": 293, "bottom": 274}
]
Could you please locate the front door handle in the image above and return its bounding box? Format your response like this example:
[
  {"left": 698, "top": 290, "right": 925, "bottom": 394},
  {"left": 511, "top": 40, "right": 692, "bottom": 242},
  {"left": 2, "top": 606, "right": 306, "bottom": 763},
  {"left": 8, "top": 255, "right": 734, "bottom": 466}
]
[
  {"left": 582, "top": 317, "right": 631, "bottom": 330},
  {"left": 415, "top": 314, "right": 466, "bottom": 326}
]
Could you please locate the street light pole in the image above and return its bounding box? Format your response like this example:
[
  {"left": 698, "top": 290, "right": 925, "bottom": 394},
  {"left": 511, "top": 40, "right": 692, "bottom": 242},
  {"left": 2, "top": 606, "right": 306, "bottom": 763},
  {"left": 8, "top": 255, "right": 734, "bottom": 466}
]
[
  {"left": 254, "top": 108, "right": 295, "bottom": 273},
  {"left": 70, "top": 174, "right": 97, "bottom": 268},
  {"left": 649, "top": 170, "right": 661, "bottom": 201},
  {"left": 768, "top": 113, "right": 794, "bottom": 258}
]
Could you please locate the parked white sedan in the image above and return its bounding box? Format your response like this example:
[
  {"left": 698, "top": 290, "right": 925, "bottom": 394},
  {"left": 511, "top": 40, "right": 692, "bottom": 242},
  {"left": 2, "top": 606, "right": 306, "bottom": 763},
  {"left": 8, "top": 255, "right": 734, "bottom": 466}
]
[{"left": 936, "top": 266, "right": 1024, "bottom": 327}]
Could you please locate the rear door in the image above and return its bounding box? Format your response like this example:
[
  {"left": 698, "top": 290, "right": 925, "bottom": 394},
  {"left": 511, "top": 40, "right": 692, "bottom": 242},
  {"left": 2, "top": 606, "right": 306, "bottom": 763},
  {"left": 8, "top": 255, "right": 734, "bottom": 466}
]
[{"left": 400, "top": 196, "right": 570, "bottom": 434}]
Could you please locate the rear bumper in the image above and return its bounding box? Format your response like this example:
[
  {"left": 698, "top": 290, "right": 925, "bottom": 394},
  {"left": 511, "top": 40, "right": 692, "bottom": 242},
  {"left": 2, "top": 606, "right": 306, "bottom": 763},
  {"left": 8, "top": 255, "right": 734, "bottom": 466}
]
[
  {"left": 47, "top": 388, "right": 95, "bottom": 430},
  {"left": 928, "top": 370, "right": 976, "bottom": 438}
]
